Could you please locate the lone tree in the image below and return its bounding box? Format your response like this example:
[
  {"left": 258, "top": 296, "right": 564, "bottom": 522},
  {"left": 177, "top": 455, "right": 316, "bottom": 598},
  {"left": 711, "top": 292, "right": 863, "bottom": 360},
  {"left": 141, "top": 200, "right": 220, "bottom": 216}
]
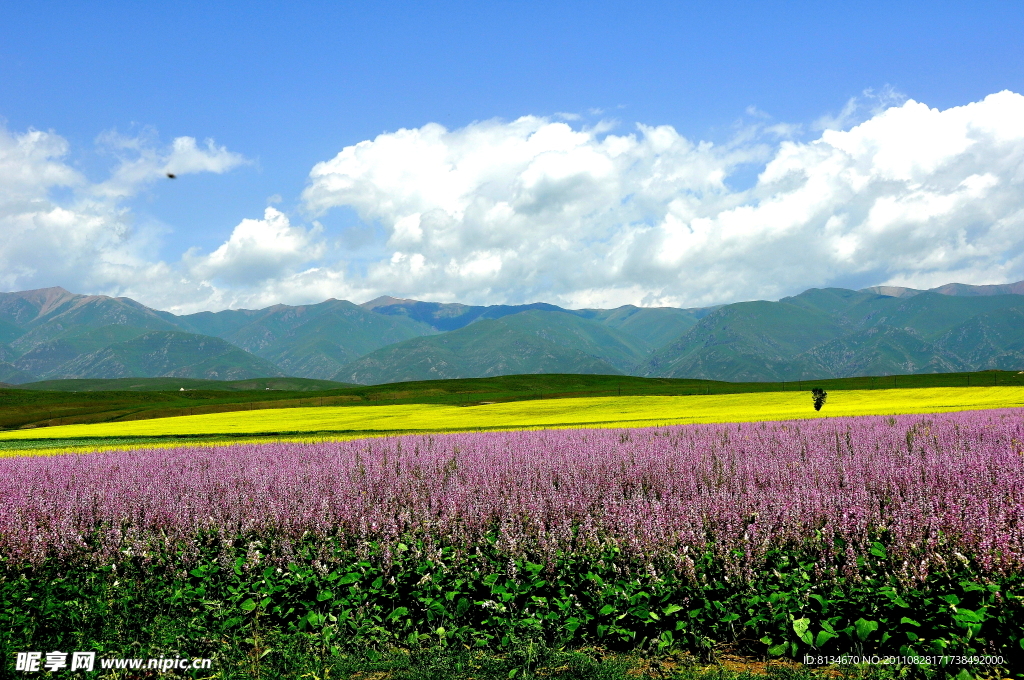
[{"left": 811, "top": 388, "right": 827, "bottom": 411}]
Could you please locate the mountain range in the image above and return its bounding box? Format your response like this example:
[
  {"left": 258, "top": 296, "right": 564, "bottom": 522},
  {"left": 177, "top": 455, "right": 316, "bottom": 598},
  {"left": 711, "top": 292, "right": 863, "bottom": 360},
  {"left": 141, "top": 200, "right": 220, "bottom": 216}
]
[{"left": 1, "top": 281, "right": 1022, "bottom": 385}]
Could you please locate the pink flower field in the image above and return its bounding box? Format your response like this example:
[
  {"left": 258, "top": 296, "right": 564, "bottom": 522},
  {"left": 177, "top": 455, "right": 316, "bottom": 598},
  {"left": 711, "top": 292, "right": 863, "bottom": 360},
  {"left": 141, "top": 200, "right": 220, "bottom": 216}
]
[{"left": 3, "top": 409, "right": 1023, "bottom": 579}]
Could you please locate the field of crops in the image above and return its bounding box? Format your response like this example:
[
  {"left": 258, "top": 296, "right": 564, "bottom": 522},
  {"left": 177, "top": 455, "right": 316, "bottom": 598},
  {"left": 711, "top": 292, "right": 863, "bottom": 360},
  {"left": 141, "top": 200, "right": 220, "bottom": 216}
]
[
  {"left": 3, "top": 407, "right": 1023, "bottom": 677},
  {"left": 4, "top": 386, "right": 1024, "bottom": 450}
]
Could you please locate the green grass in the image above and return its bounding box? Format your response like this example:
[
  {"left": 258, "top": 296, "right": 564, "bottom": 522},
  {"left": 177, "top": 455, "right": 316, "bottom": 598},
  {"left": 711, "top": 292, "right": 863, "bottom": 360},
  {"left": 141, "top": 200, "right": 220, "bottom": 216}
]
[{"left": 15, "top": 376, "right": 356, "bottom": 392}]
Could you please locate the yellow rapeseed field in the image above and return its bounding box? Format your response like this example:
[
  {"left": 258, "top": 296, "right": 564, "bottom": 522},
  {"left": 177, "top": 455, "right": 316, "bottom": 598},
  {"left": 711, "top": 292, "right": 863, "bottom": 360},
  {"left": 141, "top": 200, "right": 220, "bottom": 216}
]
[{"left": 2, "top": 386, "right": 1023, "bottom": 456}]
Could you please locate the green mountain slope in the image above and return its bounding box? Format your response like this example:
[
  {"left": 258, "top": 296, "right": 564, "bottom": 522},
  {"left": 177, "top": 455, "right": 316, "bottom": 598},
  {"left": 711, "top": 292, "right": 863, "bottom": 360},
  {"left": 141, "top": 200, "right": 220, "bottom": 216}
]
[
  {"left": 0, "top": 362, "right": 37, "bottom": 384},
  {"left": 647, "top": 289, "right": 1024, "bottom": 381},
  {"left": 362, "top": 296, "right": 568, "bottom": 331},
  {"left": 50, "top": 332, "right": 286, "bottom": 380},
  {"left": 796, "top": 325, "right": 959, "bottom": 377},
  {"left": 0, "top": 344, "right": 17, "bottom": 363},
  {"left": 934, "top": 306, "right": 1024, "bottom": 369},
  {"left": 12, "top": 325, "right": 152, "bottom": 379},
  {"left": 849, "top": 293, "right": 1024, "bottom": 340},
  {"left": 203, "top": 300, "right": 438, "bottom": 379},
  {"left": 173, "top": 307, "right": 265, "bottom": 338},
  {"left": 333, "top": 310, "right": 632, "bottom": 384},
  {"left": 363, "top": 297, "right": 713, "bottom": 348},
  {"left": 6, "top": 290, "right": 182, "bottom": 354},
  {"left": 4, "top": 280, "right": 1024, "bottom": 385},
  {"left": 644, "top": 301, "right": 845, "bottom": 381},
  {"left": 572, "top": 305, "right": 705, "bottom": 349},
  {"left": 0, "top": 319, "right": 24, "bottom": 345},
  {"left": 254, "top": 310, "right": 435, "bottom": 379}
]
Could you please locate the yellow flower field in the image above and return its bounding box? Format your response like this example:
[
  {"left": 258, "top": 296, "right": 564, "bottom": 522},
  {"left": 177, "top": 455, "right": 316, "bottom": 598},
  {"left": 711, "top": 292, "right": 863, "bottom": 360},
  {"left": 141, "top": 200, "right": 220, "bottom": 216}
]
[{"left": 2, "top": 386, "right": 1023, "bottom": 454}]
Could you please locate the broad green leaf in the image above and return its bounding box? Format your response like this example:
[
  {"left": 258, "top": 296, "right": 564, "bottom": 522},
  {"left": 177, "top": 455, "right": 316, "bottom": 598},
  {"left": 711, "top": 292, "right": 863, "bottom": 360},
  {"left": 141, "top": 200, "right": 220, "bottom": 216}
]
[
  {"left": 815, "top": 630, "right": 837, "bottom": 647},
  {"left": 854, "top": 618, "right": 878, "bottom": 641},
  {"left": 792, "top": 617, "right": 810, "bottom": 637},
  {"left": 222, "top": 617, "right": 244, "bottom": 629},
  {"left": 387, "top": 606, "right": 409, "bottom": 620},
  {"left": 954, "top": 608, "right": 982, "bottom": 623},
  {"left": 240, "top": 598, "right": 256, "bottom": 612}
]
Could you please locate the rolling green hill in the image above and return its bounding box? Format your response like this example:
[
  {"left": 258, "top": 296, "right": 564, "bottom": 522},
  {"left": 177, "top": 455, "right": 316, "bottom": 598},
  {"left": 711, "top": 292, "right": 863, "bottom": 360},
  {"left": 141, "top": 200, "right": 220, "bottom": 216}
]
[
  {"left": 12, "top": 325, "right": 152, "bottom": 378},
  {"left": 333, "top": 310, "right": 643, "bottom": 384},
  {"left": 0, "top": 290, "right": 438, "bottom": 383},
  {"left": 361, "top": 296, "right": 569, "bottom": 331},
  {"left": 361, "top": 297, "right": 707, "bottom": 349},
  {"left": 797, "top": 325, "right": 957, "bottom": 377},
  {"left": 0, "top": 319, "right": 24, "bottom": 345},
  {"left": 0, "top": 362, "right": 36, "bottom": 384},
  {"left": 216, "top": 299, "right": 438, "bottom": 379},
  {"left": 646, "top": 288, "right": 1024, "bottom": 381},
  {"left": 51, "top": 331, "right": 286, "bottom": 380},
  {"left": 643, "top": 300, "right": 845, "bottom": 381},
  {"left": 571, "top": 305, "right": 707, "bottom": 348},
  {"left": 17, "top": 377, "right": 354, "bottom": 391},
  {"left": 4, "top": 280, "right": 1024, "bottom": 386},
  {"left": 0, "top": 289, "right": 210, "bottom": 382},
  {"left": 4, "top": 288, "right": 181, "bottom": 353},
  {"left": 177, "top": 299, "right": 437, "bottom": 379}
]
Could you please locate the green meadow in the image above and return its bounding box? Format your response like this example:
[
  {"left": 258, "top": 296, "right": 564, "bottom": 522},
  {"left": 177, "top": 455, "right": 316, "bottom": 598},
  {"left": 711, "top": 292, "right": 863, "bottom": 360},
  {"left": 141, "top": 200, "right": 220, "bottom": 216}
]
[{"left": 3, "top": 371, "right": 1022, "bottom": 434}]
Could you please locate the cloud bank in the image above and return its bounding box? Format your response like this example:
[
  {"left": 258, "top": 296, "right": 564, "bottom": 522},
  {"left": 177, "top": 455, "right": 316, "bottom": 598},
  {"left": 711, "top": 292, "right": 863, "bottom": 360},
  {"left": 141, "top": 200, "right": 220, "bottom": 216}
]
[{"left": 2, "top": 90, "right": 1024, "bottom": 312}]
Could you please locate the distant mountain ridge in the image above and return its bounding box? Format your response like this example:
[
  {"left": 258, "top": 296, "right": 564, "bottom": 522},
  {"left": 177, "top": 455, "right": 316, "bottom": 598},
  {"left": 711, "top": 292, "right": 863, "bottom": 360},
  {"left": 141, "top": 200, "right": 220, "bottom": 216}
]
[
  {"left": 860, "top": 280, "right": 1024, "bottom": 298},
  {"left": 334, "top": 309, "right": 651, "bottom": 384},
  {"left": 1, "top": 279, "right": 1023, "bottom": 385},
  {"left": 643, "top": 287, "right": 1024, "bottom": 381}
]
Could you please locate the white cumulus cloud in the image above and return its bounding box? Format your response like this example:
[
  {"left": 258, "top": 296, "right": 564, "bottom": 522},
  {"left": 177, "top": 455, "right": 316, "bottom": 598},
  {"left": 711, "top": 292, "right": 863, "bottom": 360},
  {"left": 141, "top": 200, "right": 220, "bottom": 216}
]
[
  {"left": 0, "top": 125, "right": 249, "bottom": 304},
  {"left": 3, "top": 90, "right": 1024, "bottom": 313},
  {"left": 300, "top": 91, "right": 1024, "bottom": 308},
  {"left": 303, "top": 116, "right": 766, "bottom": 305},
  {"left": 95, "top": 130, "right": 248, "bottom": 198},
  {"left": 185, "top": 207, "right": 323, "bottom": 286}
]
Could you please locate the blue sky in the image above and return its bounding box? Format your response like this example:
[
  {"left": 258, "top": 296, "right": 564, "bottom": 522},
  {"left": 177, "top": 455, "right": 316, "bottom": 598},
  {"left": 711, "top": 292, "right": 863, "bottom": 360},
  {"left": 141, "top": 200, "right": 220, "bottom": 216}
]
[{"left": 1, "top": 1, "right": 1023, "bottom": 311}]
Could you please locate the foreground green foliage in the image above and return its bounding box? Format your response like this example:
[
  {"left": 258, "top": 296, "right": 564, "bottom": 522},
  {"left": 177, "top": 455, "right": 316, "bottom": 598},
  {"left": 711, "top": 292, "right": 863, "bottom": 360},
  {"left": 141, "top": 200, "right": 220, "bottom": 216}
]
[{"left": 3, "top": 539, "right": 1020, "bottom": 678}]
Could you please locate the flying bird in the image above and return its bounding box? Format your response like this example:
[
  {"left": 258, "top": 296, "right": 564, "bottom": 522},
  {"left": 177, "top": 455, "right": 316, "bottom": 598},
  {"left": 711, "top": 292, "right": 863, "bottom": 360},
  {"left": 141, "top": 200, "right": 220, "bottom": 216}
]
[{"left": 166, "top": 173, "right": 176, "bottom": 179}]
